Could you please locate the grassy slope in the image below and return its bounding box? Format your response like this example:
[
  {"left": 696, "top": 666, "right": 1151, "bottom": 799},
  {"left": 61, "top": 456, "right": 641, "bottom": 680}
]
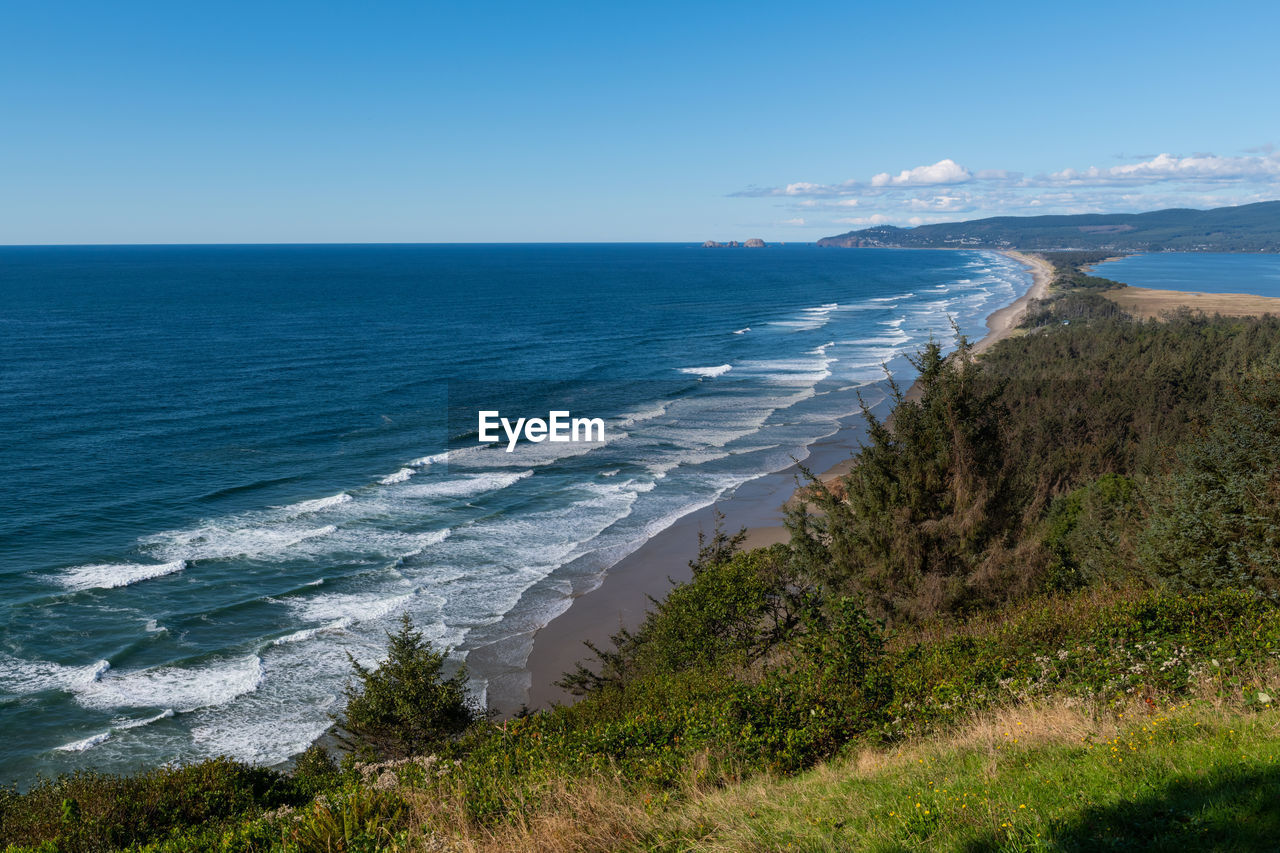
[{"left": 502, "top": 701, "right": 1280, "bottom": 853}]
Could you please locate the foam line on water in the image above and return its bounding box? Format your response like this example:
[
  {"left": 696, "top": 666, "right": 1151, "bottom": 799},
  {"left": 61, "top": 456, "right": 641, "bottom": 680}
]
[
  {"left": 280, "top": 493, "right": 352, "bottom": 516},
  {"left": 271, "top": 618, "right": 353, "bottom": 645},
  {"left": 118, "top": 708, "right": 176, "bottom": 730},
  {"left": 288, "top": 591, "right": 416, "bottom": 625},
  {"left": 0, "top": 655, "right": 111, "bottom": 697},
  {"left": 770, "top": 319, "right": 827, "bottom": 331},
  {"left": 55, "top": 559, "right": 187, "bottom": 592},
  {"left": 616, "top": 401, "right": 670, "bottom": 428},
  {"left": 56, "top": 731, "right": 111, "bottom": 752},
  {"left": 678, "top": 364, "right": 732, "bottom": 378},
  {"left": 410, "top": 451, "right": 450, "bottom": 466},
  {"left": 74, "top": 655, "right": 264, "bottom": 713},
  {"left": 399, "top": 470, "right": 532, "bottom": 499},
  {"left": 56, "top": 708, "right": 178, "bottom": 753},
  {"left": 143, "top": 523, "right": 337, "bottom": 563}
]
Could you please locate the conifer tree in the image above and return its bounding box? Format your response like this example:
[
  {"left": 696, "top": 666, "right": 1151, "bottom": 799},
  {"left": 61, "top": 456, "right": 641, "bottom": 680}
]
[{"left": 334, "top": 614, "right": 479, "bottom": 760}]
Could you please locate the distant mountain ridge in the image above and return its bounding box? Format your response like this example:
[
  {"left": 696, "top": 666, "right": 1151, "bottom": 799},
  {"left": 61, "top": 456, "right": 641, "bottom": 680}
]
[{"left": 816, "top": 200, "right": 1280, "bottom": 252}]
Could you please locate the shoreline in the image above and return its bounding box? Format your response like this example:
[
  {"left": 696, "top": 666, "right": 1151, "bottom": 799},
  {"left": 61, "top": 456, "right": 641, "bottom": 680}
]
[{"left": 518, "top": 250, "right": 1053, "bottom": 710}]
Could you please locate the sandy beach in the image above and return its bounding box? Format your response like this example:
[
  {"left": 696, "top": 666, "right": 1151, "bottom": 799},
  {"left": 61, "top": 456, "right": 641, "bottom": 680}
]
[
  {"left": 971, "top": 251, "right": 1053, "bottom": 354},
  {"left": 520, "top": 250, "right": 1054, "bottom": 709}
]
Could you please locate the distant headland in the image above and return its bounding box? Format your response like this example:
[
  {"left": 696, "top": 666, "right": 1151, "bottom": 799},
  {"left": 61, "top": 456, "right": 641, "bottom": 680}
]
[{"left": 816, "top": 200, "right": 1280, "bottom": 252}]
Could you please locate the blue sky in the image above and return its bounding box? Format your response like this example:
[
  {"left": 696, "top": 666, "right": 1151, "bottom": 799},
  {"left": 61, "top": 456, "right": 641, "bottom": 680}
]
[{"left": 3, "top": 1, "right": 1278, "bottom": 243}]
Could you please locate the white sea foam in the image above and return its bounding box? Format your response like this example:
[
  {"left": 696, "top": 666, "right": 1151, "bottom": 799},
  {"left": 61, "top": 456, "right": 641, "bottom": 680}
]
[
  {"left": 281, "top": 493, "right": 352, "bottom": 515},
  {"left": 144, "top": 523, "right": 336, "bottom": 563},
  {"left": 379, "top": 468, "right": 415, "bottom": 485},
  {"left": 391, "top": 528, "right": 452, "bottom": 557},
  {"left": 678, "top": 364, "right": 732, "bottom": 378},
  {"left": 56, "top": 710, "right": 176, "bottom": 751},
  {"left": 74, "top": 655, "right": 264, "bottom": 713},
  {"left": 272, "top": 619, "right": 352, "bottom": 645},
  {"left": 868, "top": 293, "right": 912, "bottom": 302},
  {"left": 56, "top": 560, "right": 187, "bottom": 592},
  {"left": 846, "top": 332, "right": 911, "bottom": 346},
  {"left": 0, "top": 655, "right": 111, "bottom": 696},
  {"left": 736, "top": 356, "right": 833, "bottom": 385},
  {"left": 288, "top": 591, "right": 415, "bottom": 625},
  {"left": 185, "top": 651, "right": 348, "bottom": 767},
  {"left": 56, "top": 731, "right": 111, "bottom": 752},
  {"left": 117, "top": 708, "right": 175, "bottom": 730},
  {"left": 400, "top": 470, "right": 532, "bottom": 499},
  {"left": 770, "top": 318, "right": 827, "bottom": 331},
  {"left": 616, "top": 401, "right": 669, "bottom": 428},
  {"left": 189, "top": 705, "right": 334, "bottom": 768},
  {"left": 733, "top": 326, "right": 750, "bottom": 334},
  {"left": 410, "top": 451, "right": 450, "bottom": 466},
  {"left": 436, "top": 438, "right": 605, "bottom": 470}
]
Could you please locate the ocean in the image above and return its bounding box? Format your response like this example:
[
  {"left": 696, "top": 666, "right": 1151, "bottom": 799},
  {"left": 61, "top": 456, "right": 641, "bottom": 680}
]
[{"left": 0, "top": 244, "right": 1029, "bottom": 785}]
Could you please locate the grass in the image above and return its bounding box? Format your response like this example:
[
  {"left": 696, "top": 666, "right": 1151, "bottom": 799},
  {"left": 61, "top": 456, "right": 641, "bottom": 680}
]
[
  {"left": 446, "top": 699, "right": 1280, "bottom": 852},
  {"left": 626, "top": 701, "right": 1280, "bottom": 852}
]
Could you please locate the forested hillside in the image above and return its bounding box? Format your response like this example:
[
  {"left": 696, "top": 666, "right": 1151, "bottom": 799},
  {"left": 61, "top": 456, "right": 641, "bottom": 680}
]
[{"left": 817, "top": 200, "right": 1280, "bottom": 251}]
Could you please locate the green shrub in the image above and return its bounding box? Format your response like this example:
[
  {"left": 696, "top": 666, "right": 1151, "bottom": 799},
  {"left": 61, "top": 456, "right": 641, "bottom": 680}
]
[
  {"left": 789, "top": 333, "right": 1017, "bottom": 622},
  {"left": 558, "top": 542, "right": 808, "bottom": 697},
  {"left": 286, "top": 785, "right": 406, "bottom": 853},
  {"left": 334, "top": 614, "right": 481, "bottom": 761},
  {"left": 0, "top": 758, "right": 302, "bottom": 852},
  {"left": 1142, "top": 368, "right": 1280, "bottom": 595},
  {"left": 290, "top": 743, "right": 340, "bottom": 798},
  {"left": 1043, "top": 473, "right": 1142, "bottom": 590}
]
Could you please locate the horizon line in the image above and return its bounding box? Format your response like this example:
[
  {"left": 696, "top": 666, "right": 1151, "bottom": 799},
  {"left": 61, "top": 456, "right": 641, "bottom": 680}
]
[{"left": 0, "top": 240, "right": 817, "bottom": 248}]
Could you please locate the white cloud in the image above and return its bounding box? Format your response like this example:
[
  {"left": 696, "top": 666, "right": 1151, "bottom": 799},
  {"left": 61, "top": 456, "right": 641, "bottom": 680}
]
[
  {"left": 870, "top": 158, "right": 972, "bottom": 187},
  {"left": 732, "top": 149, "right": 1280, "bottom": 229},
  {"left": 1044, "top": 152, "right": 1280, "bottom": 186},
  {"left": 834, "top": 214, "right": 893, "bottom": 226},
  {"left": 781, "top": 181, "right": 827, "bottom": 195},
  {"left": 781, "top": 217, "right": 806, "bottom": 226}
]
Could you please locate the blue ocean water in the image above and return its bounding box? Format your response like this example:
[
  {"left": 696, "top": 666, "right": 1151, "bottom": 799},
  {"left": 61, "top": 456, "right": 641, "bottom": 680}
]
[
  {"left": 1098, "top": 252, "right": 1280, "bottom": 297},
  {"left": 0, "top": 244, "right": 1029, "bottom": 784}
]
